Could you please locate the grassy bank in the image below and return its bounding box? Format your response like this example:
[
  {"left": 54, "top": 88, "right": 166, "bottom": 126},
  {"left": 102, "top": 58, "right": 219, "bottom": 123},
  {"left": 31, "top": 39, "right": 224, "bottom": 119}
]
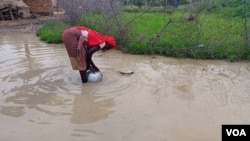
[
  {"left": 37, "top": 10, "right": 250, "bottom": 61},
  {"left": 36, "top": 21, "right": 68, "bottom": 43}
]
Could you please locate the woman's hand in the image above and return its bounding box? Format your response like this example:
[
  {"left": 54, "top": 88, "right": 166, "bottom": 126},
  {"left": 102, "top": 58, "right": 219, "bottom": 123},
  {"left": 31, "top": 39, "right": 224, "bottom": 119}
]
[
  {"left": 89, "top": 65, "right": 100, "bottom": 73},
  {"left": 92, "top": 65, "right": 100, "bottom": 73}
]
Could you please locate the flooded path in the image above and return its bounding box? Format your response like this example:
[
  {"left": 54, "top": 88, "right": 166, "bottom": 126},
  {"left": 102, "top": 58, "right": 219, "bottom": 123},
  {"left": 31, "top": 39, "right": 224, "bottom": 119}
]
[{"left": 1, "top": 32, "right": 250, "bottom": 141}]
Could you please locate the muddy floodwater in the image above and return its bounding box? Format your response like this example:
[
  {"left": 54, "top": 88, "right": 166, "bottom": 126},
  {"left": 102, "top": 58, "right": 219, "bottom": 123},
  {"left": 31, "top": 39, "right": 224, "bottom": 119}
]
[{"left": 1, "top": 32, "right": 250, "bottom": 141}]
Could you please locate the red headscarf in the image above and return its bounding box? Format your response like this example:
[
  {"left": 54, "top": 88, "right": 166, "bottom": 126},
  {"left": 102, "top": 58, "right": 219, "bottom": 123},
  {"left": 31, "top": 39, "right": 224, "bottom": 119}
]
[{"left": 104, "top": 35, "right": 117, "bottom": 48}]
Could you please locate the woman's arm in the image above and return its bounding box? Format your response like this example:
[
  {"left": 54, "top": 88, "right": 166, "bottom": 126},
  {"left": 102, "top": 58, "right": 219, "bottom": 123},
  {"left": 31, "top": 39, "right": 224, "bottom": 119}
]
[{"left": 86, "top": 45, "right": 100, "bottom": 72}]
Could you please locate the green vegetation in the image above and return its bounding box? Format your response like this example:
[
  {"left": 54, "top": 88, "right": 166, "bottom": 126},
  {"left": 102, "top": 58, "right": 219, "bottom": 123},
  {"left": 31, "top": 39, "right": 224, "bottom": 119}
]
[
  {"left": 36, "top": 21, "right": 68, "bottom": 43},
  {"left": 123, "top": 12, "right": 247, "bottom": 61},
  {"left": 36, "top": 2, "right": 250, "bottom": 61}
]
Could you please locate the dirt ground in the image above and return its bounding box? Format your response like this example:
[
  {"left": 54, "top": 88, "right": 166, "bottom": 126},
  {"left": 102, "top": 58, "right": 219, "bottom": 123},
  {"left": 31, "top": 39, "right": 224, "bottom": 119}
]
[{"left": 0, "top": 15, "right": 65, "bottom": 34}]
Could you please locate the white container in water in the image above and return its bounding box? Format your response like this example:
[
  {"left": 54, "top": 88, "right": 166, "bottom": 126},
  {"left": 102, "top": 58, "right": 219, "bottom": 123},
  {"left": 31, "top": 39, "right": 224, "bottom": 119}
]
[{"left": 87, "top": 70, "right": 103, "bottom": 82}]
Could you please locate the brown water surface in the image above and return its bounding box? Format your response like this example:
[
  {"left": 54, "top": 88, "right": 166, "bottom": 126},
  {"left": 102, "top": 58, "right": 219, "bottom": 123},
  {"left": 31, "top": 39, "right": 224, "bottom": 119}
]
[{"left": 1, "top": 33, "right": 250, "bottom": 141}]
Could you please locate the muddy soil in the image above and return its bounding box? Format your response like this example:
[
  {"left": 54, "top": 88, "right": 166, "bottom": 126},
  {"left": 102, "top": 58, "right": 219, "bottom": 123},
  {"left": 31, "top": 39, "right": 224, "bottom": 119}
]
[
  {"left": 0, "top": 15, "right": 64, "bottom": 33},
  {"left": 1, "top": 18, "right": 250, "bottom": 141}
]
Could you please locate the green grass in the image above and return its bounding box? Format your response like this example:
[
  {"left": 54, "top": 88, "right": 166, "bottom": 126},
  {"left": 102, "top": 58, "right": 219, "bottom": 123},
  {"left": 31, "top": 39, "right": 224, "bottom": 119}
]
[
  {"left": 123, "top": 11, "right": 249, "bottom": 61},
  {"left": 36, "top": 21, "right": 68, "bottom": 43},
  {"left": 36, "top": 7, "right": 250, "bottom": 61}
]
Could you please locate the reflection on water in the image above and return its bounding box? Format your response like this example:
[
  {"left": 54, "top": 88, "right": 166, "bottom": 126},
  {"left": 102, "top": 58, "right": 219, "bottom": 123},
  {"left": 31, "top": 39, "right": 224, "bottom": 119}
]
[
  {"left": 1, "top": 33, "right": 250, "bottom": 141},
  {"left": 0, "top": 106, "right": 25, "bottom": 117},
  {"left": 71, "top": 93, "right": 114, "bottom": 124}
]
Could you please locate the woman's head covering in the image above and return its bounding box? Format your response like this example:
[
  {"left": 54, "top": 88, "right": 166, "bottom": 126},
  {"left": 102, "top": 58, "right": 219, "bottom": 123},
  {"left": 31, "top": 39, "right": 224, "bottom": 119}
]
[{"left": 104, "top": 35, "right": 117, "bottom": 48}]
